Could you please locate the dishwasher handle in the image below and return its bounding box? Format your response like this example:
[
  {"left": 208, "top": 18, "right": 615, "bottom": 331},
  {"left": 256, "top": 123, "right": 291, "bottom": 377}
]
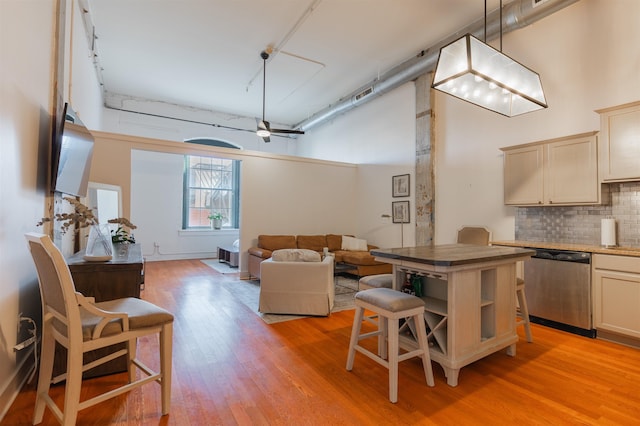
[{"left": 528, "top": 248, "right": 591, "bottom": 264}]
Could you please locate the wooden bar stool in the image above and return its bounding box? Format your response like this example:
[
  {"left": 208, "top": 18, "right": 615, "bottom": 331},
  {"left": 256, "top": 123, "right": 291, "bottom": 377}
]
[
  {"left": 516, "top": 278, "right": 533, "bottom": 342},
  {"left": 346, "top": 288, "right": 434, "bottom": 403}
]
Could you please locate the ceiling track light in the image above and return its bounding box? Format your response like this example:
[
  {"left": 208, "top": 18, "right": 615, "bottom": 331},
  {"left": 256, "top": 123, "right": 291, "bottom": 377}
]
[{"left": 431, "top": 0, "right": 548, "bottom": 117}]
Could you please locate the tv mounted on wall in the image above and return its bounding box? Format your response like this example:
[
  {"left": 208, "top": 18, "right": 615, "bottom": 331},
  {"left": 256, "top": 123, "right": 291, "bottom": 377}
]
[{"left": 51, "top": 103, "right": 94, "bottom": 198}]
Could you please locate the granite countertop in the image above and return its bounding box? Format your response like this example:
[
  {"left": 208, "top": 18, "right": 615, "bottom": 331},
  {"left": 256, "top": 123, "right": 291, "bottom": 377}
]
[
  {"left": 371, "top": 244, "right": 535, "bottom": 267},
  {"left": 491, "top": 240, "right": 640, "bottom": 258}
]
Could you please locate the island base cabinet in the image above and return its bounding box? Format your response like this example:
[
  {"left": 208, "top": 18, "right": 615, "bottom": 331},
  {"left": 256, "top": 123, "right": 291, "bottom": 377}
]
[
  {"left": 394, "top": 262, "right": 519, "bottom": 386},
  {"left": 592, "top": 254, "right": 640, "bottom": 345}
]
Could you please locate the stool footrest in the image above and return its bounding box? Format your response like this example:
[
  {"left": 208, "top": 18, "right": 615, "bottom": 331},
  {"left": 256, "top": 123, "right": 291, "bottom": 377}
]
[{"left": 354, "top": 346, "right": 390, "bottom": 368}]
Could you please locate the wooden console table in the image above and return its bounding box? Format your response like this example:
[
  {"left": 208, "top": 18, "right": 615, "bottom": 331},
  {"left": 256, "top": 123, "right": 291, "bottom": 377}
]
[
  {"left": 53, "top": 243, "right": 144, "bottom": 379},
  {"left": 371, "top": 244, "right": 534, "bottom": 386},
  {"left": 67, "top": 243, "right": 144, "bottom": 301}
]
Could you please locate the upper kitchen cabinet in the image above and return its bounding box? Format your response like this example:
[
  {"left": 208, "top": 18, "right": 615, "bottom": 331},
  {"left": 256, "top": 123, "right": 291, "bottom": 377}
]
[
  {"left": 502, "top": 144, "right": 544, "bottom": 205},
  {"left": 597, "top": 101, "right": 640, "bottom": 182},
  {"left": 501, "top": 132, "right": 600, "bottom": 206}
]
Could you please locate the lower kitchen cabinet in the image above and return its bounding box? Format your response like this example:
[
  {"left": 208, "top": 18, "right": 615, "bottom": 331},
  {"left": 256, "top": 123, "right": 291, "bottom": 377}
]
[{"left": 592, "top": 254, "right": 640, "bottom": 341}]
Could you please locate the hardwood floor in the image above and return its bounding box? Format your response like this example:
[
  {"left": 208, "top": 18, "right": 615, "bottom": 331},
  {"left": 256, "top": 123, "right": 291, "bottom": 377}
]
[{"left": 3, "top": 259, "right": 640, "bottom": 425}]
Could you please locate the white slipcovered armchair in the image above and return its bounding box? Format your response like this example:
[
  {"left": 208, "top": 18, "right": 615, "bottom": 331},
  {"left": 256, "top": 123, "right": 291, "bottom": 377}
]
[{"left": 259, "top": 253, "right": 334, "bottom": 316}]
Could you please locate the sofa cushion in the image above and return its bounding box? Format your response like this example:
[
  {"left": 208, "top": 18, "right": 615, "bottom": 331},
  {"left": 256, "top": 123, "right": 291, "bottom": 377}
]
[
  {"left": 296, "top": 235, "right": 327, "bottom": 252},
  {"left": 342, "top": 235, "right": 368, "bottom": 251},
  {"left": 341, "top": 251, "right": 381, "bottom": 266},
  {"left": 326, "top": 234, "right": 344, "bottom": 252},
  {"left": 248, "top": 247, "right": 273, "bottom": 259},
  {"left": 331, "top": 250, "right": 347, "bottom": 263},
  {"left": 272, "top": 249, "right": 321, "bottom": 262},
  {"left": 259, "top": 235, "right": 297, "bottom": 251}
]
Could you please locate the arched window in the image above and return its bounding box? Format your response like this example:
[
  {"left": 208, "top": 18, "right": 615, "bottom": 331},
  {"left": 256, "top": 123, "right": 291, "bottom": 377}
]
[{"left": 183, "top": 139, "right": 240, "bottom": 229}]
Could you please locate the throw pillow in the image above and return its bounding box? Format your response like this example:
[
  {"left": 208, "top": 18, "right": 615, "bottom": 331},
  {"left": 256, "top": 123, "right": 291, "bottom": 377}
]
[
  {"left": 272, "top": 249, "right": 321, "bottom": 262},
  {"left": 341, "top": 235, "right": 368, "bottom": 251}
]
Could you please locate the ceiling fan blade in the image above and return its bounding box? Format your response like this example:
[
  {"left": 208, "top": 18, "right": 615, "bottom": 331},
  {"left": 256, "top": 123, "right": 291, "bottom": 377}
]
[{"left": 271, "top": 128, "right": 305, "bottom": 135}]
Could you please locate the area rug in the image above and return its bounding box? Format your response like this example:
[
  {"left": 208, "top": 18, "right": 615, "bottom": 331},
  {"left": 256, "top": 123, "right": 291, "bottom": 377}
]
[
  {"left": 220, "top": 276, "right": 358, "bottom": 324},
  {"left": 200, "top": 259, "right": 240, "bottom": 274}
]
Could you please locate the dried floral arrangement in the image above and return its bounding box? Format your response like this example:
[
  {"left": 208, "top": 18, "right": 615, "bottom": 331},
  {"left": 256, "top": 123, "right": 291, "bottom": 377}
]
[{"left": 38, "top": 196, "right": 137, "bottom": 243}]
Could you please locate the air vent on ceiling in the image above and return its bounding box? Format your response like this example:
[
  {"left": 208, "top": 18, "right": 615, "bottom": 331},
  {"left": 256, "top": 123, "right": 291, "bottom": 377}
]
[{"left": 354, "top": 86, "right": 374, "bottom": 102}]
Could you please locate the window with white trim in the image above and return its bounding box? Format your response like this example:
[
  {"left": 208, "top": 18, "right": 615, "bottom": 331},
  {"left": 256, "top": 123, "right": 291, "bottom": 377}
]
[{"left": 182, "top": 150, "right": 240, "bottom": 229}]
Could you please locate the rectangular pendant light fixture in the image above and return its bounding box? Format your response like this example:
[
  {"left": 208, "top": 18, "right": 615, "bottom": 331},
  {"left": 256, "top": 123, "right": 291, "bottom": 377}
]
[{"left": 431, "top": 1, "right": 547, "bottom": 117}]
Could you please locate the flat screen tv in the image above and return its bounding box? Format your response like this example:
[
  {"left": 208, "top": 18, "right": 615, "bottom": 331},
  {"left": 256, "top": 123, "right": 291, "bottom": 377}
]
[{"left": 51, "top": 103, "right": 94, "bottom": 198}]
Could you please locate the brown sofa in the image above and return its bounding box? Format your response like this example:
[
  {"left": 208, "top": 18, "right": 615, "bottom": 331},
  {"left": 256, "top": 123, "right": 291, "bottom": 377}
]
[{"left": 247, "top": 234, "right": 392, "bottom": 279}]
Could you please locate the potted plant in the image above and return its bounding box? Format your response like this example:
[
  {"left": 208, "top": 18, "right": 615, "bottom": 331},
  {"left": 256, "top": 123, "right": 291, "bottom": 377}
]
[
  {"left": 208, "top": 212, "right": 224, "bottom": 230},
  {"left": 108, "top": 218, "right": 137, "bottom": 244}
]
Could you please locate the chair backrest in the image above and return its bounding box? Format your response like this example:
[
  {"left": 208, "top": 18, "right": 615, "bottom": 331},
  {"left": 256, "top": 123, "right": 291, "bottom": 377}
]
[
  {"left": 25, "top": 232, "right": 81, "bottom": 339},
  {"left": 456, "top": 226, "right": 491, "bottom": 246}
]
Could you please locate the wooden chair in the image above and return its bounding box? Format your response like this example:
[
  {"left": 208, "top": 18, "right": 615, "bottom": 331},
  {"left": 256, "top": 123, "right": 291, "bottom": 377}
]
[
  {"left": 25, "top": 233, "right": 174, "bottom": 425},
  {"left": 456, "top": 226, "right": 492, "bottom": 245},
  {"left": 516, "top": 278, "right": 533, "bottom": 342},
  {"left": 456, "top": 226, "right": 533, "bottom": 342}
]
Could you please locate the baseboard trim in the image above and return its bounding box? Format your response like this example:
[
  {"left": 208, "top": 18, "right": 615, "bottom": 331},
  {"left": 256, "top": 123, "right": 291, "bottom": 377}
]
[
  {"left": 0, "top": 346, "right": 36, "bottom": 421},
  {"left": 596, "top": 329, "right": 640, "bottom": 349}
]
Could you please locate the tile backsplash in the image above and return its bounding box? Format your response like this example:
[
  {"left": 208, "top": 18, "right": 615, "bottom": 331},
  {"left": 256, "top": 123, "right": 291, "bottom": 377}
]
[{"left": 515, "top": 182, "right": 640, "bottom": 248}]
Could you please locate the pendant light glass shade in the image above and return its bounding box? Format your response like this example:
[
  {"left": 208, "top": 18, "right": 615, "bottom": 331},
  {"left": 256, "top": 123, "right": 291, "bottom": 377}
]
[{"left": 432, "top": 34, "right": 547, "bottom": 117}]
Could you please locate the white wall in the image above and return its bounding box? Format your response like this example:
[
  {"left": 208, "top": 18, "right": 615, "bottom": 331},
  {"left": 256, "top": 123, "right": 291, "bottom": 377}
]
[
  {"left": 0, "top": 0, "right": 106, "bottom": 416},
  {"left": 131, "top": 149, "right": 240, "bottom": 260},
  {"left": 0, "top": 0, "right": 54, "bottom": 417},
  {"left": 66, "top": 0, "right": 103, "bottom": 129},
  {"left": 434, "top": 0, "right": 640, "bottom": 243},
  {"left": 296, "top": 82, "right": 417, "bottom": 247}
]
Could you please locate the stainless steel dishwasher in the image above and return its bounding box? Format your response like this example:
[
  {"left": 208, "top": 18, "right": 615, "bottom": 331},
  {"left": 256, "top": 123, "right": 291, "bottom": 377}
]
[{"left": 523, "top": 248, "right": 595, "bottom": 337}]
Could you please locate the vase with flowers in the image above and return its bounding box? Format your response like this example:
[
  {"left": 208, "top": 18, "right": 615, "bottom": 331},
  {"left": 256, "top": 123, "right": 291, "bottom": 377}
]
[{"left": 38, "top": 197, "right": 137, "bottom": 261}]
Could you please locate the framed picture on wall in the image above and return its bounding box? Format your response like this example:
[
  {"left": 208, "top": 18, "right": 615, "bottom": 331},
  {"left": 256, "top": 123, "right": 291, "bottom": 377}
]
[
  {"left": 392, "top": 201, "right": 410, "bottom": 223},
  {"left": 392, "top": 174, "right": 410, "bottom": 197}
]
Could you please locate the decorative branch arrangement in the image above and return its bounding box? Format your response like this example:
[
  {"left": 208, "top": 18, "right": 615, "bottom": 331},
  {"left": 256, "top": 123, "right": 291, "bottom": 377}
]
[{"left": 38, "top": 197, "right": 137, "bottom": 243}]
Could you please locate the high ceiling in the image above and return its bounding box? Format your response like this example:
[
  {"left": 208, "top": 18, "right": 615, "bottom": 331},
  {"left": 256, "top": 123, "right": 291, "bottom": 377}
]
[{"left": 87, "top": 0, "right": 506, "bottom": 127}]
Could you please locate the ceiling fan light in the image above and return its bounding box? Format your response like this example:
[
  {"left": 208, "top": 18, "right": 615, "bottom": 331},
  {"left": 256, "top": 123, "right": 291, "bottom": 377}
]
[
  {"left": 257, "top": 119, "right": 271, "bottom": 137},
  {"left": 432, "top": 34, "right": 547, "bottom": 117}
]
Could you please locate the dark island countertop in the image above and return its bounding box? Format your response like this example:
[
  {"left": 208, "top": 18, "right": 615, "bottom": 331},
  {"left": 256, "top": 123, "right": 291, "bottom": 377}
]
[
  {"left": 491, "top": 240, "right": 640, "bottom": 258},
  {"left": 370, "top": 244, "right": 535, "bottom": 267}
]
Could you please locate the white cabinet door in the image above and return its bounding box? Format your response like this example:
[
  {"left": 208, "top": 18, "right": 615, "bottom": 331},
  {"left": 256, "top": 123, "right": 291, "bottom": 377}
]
[
  {"left": 598, "top": 101, "right": 640, "bottom": 182},
  {"left": 592, "top": 254, "right": 640, "bottom": 339},
  {"left": 503, "top": 145, "right": 544, "bottom": 205},
  {"left": 545, "top": 133, "right": 599, "bottom": 204}
]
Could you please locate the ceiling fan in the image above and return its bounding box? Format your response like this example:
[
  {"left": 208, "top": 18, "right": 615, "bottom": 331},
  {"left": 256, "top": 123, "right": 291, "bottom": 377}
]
[{"left": 256, "top": 49, "right": 304, "bottom": 142}]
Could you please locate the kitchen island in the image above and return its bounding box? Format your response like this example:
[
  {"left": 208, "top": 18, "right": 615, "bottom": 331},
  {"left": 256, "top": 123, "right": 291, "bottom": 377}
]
[{"left": 371, "top": 244, "right": 534, "bottom": 386}]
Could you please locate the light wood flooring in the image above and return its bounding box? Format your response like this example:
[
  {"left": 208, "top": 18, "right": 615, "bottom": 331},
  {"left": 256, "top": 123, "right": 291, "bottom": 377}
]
[{"left": 3, "top": 259, "right": 640, "bottom": 425}]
